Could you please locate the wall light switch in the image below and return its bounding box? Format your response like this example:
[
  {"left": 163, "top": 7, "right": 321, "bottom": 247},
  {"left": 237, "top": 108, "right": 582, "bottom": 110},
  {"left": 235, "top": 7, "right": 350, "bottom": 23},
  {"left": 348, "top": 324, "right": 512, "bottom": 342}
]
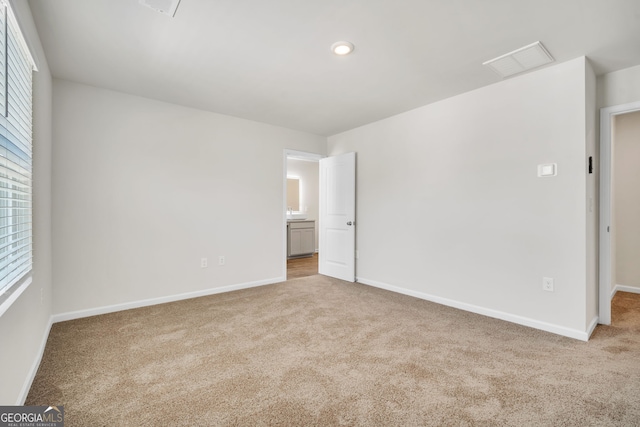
[{"left": 537, "top": 163, "right": 557, "bottom": 177}]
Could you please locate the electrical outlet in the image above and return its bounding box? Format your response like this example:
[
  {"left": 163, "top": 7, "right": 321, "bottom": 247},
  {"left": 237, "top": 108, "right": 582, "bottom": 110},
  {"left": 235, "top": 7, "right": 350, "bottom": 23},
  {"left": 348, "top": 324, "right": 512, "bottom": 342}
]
[
  {"left": 543, "top": 277, "right": 554, "bottom": 292},
  {"left": 201, "top": 258, "right": 208, "bottom": 268},
  {"left": 219, "top": 256, "right": 225, "bottom": 266}
]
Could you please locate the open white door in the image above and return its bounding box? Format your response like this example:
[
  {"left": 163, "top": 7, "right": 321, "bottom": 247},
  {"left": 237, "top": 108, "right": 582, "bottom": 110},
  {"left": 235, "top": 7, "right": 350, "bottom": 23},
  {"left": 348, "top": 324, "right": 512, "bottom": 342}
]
[{"left": 319, "top": 152, "right": 356, "bottom": 282}]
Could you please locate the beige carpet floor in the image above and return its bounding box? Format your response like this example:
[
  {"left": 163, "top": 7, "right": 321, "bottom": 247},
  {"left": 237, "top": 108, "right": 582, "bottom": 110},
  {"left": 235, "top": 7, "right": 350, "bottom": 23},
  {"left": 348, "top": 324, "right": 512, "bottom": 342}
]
[{"left": 27, "top": 276, "right": 640, "bottom": 426}]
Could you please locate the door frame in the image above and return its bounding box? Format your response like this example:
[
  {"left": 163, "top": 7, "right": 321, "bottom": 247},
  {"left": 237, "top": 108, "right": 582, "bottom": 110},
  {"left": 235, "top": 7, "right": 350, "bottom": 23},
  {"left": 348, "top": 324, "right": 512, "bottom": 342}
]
[
  {"left": 283, "top": 149, "right": 324, "bottom": 280},
  {"left": 599, "top": 100, "right": 640, "bottom": 324}
]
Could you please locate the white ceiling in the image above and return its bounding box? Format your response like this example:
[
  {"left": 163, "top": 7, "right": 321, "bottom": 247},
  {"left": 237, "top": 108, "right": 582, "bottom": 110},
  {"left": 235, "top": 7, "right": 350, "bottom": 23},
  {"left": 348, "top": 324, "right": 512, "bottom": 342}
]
[{"left": 28, "top": 0, "right": 640, "bottom": 136}]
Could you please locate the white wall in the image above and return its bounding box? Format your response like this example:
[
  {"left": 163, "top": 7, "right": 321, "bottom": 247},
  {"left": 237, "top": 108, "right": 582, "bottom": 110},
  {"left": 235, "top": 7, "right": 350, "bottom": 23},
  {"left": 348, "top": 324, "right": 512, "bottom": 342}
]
[
  {"left": 614, "top": 111, "right": 640, "bottom": 291},
  {"left": 597, "top": 64, "right": 640, "bottom": 109},
  {"left": 0, "top": 1, "right": 53, "bottom": 404},
  {"left": 286, "top": 158, "right": 319, "bottom": 249},
  {"left": 328, "top": 57, "right": 592, "bottom": 338},
  {"left": 52, "top": 80, "right": 326, "bottom": 316}
]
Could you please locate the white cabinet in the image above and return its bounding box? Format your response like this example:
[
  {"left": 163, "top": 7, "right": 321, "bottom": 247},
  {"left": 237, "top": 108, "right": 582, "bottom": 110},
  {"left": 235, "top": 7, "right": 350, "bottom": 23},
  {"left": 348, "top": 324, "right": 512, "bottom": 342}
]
[{"left": 287, "top": 220, "right": 315, "bottom": 258}]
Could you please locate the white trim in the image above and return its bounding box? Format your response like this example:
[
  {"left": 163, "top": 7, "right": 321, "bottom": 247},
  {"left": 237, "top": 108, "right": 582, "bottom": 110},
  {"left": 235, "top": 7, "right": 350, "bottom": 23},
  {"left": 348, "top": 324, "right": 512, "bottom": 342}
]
[
  {"left": 357, "top": 277, "right": 591, "bottom": 341},
  {"left": 612, "top": 284, "right": 640, "bottom": 299},
  {"left": 285, "top": 149, "right": 324, "bottom": 163},
  {"left": 17, "top": 314, "right": 53, "bottom": 404},
  {"left": 586, "top": 316, "right": 599, "bottom": 339},
  {"left": 282, "top": 154, "right": 288, "bottom": 281},
  {"left": 283, "top": 149, "right": 324, "bottom": 281},
  {"left": 599, "top": 100, "right": 640, "bottom": 325},
  {"left": 52, "top": 277, "right": 283, "bottom": 323},
  {"left": 0, "top": 276, "right": 32, "bottom": 318},
  {"left": 6, "top": 0, "right": 38, "bottom": 71}
]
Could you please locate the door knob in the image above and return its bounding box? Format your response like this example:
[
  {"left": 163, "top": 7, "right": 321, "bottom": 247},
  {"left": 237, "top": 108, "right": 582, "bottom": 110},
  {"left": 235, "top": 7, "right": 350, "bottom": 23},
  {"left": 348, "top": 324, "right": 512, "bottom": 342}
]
[{"left": 347, "top": 221, "right": 353, "bottom": 226}]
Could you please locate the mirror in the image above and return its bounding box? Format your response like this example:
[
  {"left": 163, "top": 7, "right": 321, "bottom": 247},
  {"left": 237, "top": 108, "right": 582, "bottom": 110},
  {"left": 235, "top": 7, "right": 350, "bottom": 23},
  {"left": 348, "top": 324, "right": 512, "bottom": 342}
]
[{"left": 287, "top": 178, "right": 300, "bottom": 211}]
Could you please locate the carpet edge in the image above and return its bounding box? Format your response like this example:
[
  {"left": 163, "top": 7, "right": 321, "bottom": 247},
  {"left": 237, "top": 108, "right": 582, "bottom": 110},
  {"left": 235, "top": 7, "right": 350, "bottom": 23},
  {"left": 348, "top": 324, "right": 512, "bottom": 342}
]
[
  {"left": 357, "top": 276, "right": 590, "bottom": 341},
  {"left": 51, "top": 277, "right": 284, "bottom": 323}
]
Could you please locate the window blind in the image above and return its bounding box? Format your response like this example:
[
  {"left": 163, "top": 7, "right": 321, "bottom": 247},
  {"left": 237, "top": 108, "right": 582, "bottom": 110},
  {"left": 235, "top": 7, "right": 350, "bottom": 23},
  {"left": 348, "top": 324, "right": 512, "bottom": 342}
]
[{"left": 0, "top": 0, "right": 34, "bottom": 297}]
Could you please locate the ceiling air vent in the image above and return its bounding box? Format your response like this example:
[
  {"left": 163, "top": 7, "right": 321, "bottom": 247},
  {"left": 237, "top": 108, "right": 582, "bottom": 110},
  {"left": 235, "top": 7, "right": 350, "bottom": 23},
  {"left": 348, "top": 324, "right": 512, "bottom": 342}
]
[
  {"left": 139, "top": 0, "right": 182, "bottom": 17},
  {"left": 483, "top": 41, "right": 554, "bottom": 78}
]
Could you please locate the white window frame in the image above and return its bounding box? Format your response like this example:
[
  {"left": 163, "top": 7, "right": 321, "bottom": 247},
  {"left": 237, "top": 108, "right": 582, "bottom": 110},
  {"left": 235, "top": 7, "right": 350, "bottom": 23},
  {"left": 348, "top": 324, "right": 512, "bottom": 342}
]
[{"left": 0, "top": 0, "right": 37, "bottom": 317}]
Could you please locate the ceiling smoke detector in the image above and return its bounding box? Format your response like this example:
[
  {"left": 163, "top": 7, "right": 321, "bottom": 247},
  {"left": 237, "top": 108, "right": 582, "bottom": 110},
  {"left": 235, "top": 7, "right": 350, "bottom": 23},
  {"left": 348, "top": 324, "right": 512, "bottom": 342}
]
[
  {"left": 139, "top": 0, "right": 182, "bottom": 17},
  {"left": 483, "top": 41, "right": 554, "bottom": 78}
]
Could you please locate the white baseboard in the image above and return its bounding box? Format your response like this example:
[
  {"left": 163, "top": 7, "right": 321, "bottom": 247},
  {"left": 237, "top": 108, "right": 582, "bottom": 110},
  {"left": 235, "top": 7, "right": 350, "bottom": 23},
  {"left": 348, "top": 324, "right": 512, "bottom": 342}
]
[
  {"left": 612, "top": 284, "right": 640, "bottom": 299},
  {"left": 52, "top": 277, "right": 284, "bottom": 323},
  {"left": 17, "top": 315, "right": 53, "bottom": 404},
  {"left": 586, "top": 315, "right": 599, "bottom": 339},
  {"left": 357, "top": 277, "right": 590, "bottom": 341}
]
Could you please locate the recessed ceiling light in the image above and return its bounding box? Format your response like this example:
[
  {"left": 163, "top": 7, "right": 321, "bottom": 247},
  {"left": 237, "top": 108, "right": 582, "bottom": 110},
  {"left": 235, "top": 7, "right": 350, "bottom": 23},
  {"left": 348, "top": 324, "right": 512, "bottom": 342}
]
[{"left": 331, "top": 41, "right": 354, "bottom": 56}]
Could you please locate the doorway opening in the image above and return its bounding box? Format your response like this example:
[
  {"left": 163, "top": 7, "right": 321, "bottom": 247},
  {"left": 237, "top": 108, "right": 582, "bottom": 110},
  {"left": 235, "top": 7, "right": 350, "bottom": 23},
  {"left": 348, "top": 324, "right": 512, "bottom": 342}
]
[
  {"left": 599, "top": 101, "right": 640, "bottom": 325},
  {"left": 283, "top": 150, "right": 323, "bottom": 280}
]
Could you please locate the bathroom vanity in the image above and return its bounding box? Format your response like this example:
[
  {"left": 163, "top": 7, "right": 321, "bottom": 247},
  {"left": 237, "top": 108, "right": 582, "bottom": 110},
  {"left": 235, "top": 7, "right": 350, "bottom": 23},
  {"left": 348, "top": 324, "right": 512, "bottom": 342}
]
[{"left": 287, "top": 220, "right": 315, "bottom": 258}]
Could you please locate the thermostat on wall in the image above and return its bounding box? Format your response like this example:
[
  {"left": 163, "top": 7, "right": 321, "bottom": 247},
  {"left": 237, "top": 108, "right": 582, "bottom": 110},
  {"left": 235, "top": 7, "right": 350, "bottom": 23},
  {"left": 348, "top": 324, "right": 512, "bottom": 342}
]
[{"left": 537, "top": 163, "right": 557, "bottom": 177}]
